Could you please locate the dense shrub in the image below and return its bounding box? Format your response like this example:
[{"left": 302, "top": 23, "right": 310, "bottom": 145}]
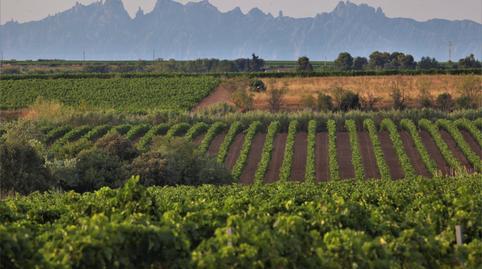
[
  {"left": 95, "top": 133, "right": 139, "bottom": 161},
  {"left": 130, "top": 152, "right": 167, "bottom": 186},
  {"left": 250, "top": 79, "right": 266, "bottom": 92},
  {"left": 436, "top": 93, "right": 453, "bottom": 111},
  {"left": 0, "top": 142, "right": 54, "bottom": 194}
]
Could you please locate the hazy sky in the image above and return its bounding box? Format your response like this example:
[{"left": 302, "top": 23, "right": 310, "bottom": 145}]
[{"left": 2, "top": 0, "right": 481, "bottom": 24}]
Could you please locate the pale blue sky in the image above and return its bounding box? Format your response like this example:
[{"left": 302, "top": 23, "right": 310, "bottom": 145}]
[{"left": 2, "top": 0, "right": 481, "bottom": 24}]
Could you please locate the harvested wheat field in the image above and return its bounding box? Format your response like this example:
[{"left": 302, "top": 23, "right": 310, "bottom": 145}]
[{"left": 254, "top": 75, "right": 481, "bottom": 110}]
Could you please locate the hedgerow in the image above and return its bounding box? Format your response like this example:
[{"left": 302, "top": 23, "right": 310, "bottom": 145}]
[
  {"left": 198, "top": 122, "right": 225, "bottom": 155},
  {"left": 364, "top": 119, "right": 390, "bottom": 180},
  {"left": 327, "top": 120, "right": 339, "bottom": 180},
  {"left": 454, "top": 118, "right": 482, "bottom": 148},
  {"left": 345, "top": 120, "right": 364, "bottom": 180},
  {"left": 380, "top": 119, "right": 415, "bottom": 178},
  {"left": 216, "top": 122, "right": 242, "bottom": 163},
  {"left": 400, "top": 119, "right": 438, "bottom": 176},
  {"left": 279, "top": 120, "right": 298, "bottom": 182},
  {"left": 232, "top": 121, "right": 261, "bottom": 180},
  {"left": 304, "top": 120, "right": 317, "bottom": 183},
  {"left": 418, "top": 119, "right": 463, "bottom": 174},
  {"left": 254, "top": 121, "right": 280, "bottom": 184},
  {"left": 437, "top": 119, "right": 481, "bottom": 172}
]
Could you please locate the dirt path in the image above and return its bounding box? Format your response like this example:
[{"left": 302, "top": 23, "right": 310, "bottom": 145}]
[
  {"left": 358, "top": 132, "right": 380, "bottom": 179},
  {"left": 379, "top": 132, "right": 404, "bottom": 179},
  {"left": 420, "top": 130, "right": 451, "bottom": 175},
  {"left": 225, "top": 134, "right": 245, "bottom": 170},
  {"left": 240, "top": 133, "right": 266, "bottom": 184},
  {"left": 336, "top": 132, "right": 355, "bottom": 180},
  {"left": 315, "top": 133, "right": 329, "bottom": 182},
  {"left": 440, "top": 130, "right": 473, "bottom": 172},
  {"left": 193, "top": 80, "right": 237, "bottom": 111},
  {"left": 460, "top": 130, "right": 482, "bottom": 159},
  {"left": 291, "top": 132, "right": 307, "bottom": 181},
  {"left": 400, "top": 131, "right": 431, "bottom": 177},
  {"left": 265, "top": 133, "right": 287, "bottom": 183},
  {"left": 193, "top": 134, "right": 205, "bottom": 145},
  {"left": 207, "top": 132, "right": 226, "bottom": 157}
]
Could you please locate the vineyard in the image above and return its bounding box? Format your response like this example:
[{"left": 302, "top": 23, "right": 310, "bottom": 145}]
[
  {"left": 38, "top": 117, "right": 481, "bottom": 182},
  {"left": 1, "top": 175, "right": 481, "bottom": 268},
  {"left": 0, "top": 76, "right": 219, "bottom": 111}
]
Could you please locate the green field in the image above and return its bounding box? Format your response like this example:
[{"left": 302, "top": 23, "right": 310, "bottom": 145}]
[{"left": 0, "top": 76, "right": 219, "bottom": 111}]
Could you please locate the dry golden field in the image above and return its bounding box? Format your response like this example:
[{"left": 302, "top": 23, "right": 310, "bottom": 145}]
[{"left": 254, "top": 75, "right": 481, "bottom": 110}]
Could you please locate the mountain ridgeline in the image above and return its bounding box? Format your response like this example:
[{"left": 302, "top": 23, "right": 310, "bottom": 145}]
[{"left": 1, "top": 0, "right": 481, "bottom": 60}]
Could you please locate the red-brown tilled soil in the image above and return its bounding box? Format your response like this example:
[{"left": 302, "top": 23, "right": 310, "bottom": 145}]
[
  {"left": 265, "top": 133, "right": 287, "bottom": 183},
  {"left": 291, "top": 132, "right": 308, "bottom": 181},
  {"left": 399, "top": 131, "right": 431, "bottom": 177},
  {"left": 420, "top": 130, "right": 451, "bottom": 175},
  {"left": 358, "top": 132, "right": 380, "bottom": 179},
  {"left": 240, "top": 133, "right": 266, "bottom": 184},
  {"left": 460, "top": 130, "right": 482, "bottom": 159},
  {"left": 315, "top": 133, "right": 329, "bottom": 182},
  {"left": 207, "top": 132, "right": 226, "bottom": 157},
  {"left": 378, "top": 132, "right": 404, "bottom": 179},
  {"left": 336, "top": 132, "right": 355, "bottom": 180},
  {"left": 225, "top": 133, "right": 245, "bottom": 170},
  {"left": 440, "top": 130, "right": 473, "bottom": 172}
]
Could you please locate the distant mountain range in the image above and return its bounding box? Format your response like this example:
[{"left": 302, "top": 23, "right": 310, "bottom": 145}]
[{"left": 1, "top": 0, "right": 481, "bottom": 61}]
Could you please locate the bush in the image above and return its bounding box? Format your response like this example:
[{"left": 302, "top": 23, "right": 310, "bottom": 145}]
[
  {"left": 95, "top": 133, "right": 139, "bottom": 161},
  {"left": 130, "top": 152, "right": 167, "bottom": 186},
  {"left": 61, "top": 149, "right": 126, "bottom": 193},
  {"left": 436, "top": 93, "right": 453, "bottom": 111},
  {"left": 231, "top": 89, "right": 254, "bottom": 111},
  {"left": 301, "top": 94, "right": 316, "bottom": 110},
  {"left": 250, "top": 79, "right": 266, "bottom": 92},
  {"left": 0, "top": 142, "right": 54, "bottom": 194},
  {"left": 390, "top": 88, "right": 406, "bottom": 110},
  {"left": 317, "top": 93, "right": 333, "bottom": 112},
  {"left": 456, "top": 96, "right": 476, "bottom": 110},
  {"left": 338, "top": 91, "right": 360, "bottom": 111}
]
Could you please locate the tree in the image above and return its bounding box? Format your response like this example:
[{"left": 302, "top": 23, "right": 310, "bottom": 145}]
[
  {"left": 95, "top": 133, "right": 139, "bottom": 161},
  {"left": 297, "top": 56, "right": 313, "bottom": 72},
  {"left": 400, "top": 54, "right": 416, "bottom": 69},
  {"left": 249, "top": 54, "right": 265, "bottom": 72},
  {"left": 435, "top": 93, "right": 453, "bottom": 111},
  {"left": 418, "top": 57, "right": 440, "bottom": 70},
  {"left": 317, "top": 93, "right": 333, "bottom": 112},
  {"left": 369, "top": 51, "right": 390, "bottom": 69},
  {"left": 458, "top": 54, "right": 481, "bottom": 69},
  {"left": 335, "top": 52, "right": 354, "bottom": 71},
  {"left": 352, "top": 57, "right": 368, "bottom": 70}
]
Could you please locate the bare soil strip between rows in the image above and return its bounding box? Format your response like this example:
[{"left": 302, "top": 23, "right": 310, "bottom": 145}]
[
  {"left": 399, "top": 131, "right": 431, "bottom": 177},
  {"left": 379, "top": 132, "right": 404, "bottom": 179},
  {"left": 265, "top": 133, "right": 287, "bottom": 183},
  {"left": 419, "top": 130, "right": 451, "bottom": 175},
  {"left": 193, "top": 134, "right": 205, "bottom": 145},
  {"left": 315, "top": 133, "right": 329, "bottom": 182},
  {"left": 460, "top": 130, "right": 482, "bottom": 159},
  {"left": 207, "top": 132, "right": 226, "bottom": 157},
  {"left": 291, "top": 132, "right": 308, "bottom": 181},
  {"left": 336, "top": 132, "right": 355, "bottom": 180},
  {"left": 358, "top": 131, "right": 380, "bottom": 179},
  {"left": 225, "top": 133, "right": 245, "bottom": 170},
  {"left": 240, "top": 133, "right": 266, "bottom": 184},
  {"left": 439, "top": 130, "right": 473, "bottom": 172}
]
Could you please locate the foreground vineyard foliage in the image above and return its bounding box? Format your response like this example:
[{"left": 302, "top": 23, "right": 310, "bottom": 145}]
[{"left": 1, "top": 176, "right": 481, "bottom": 268}]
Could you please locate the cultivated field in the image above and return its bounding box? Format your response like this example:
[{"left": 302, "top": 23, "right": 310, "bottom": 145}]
[{"left": 39, "top": 118, "right": 482, "bottom": 182}]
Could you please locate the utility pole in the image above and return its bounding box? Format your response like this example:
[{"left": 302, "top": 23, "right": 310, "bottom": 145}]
[
  {"left": 83, "top": 50, "right": 86, "bottom": 62},
  {"left": 448, "top": 41, "right": 453, "bottom": 62}
]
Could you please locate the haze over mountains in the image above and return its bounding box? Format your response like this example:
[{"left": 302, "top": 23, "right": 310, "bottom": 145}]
[{"left": 1, "top": 0, "right": 481, "bottom": 61}]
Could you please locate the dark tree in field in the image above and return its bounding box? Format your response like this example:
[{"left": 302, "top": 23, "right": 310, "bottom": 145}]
[
  {"left": 436, "top": 93, "right": 453, "bottom": 111},
  {"left": 297, "top": 56, "right": 313, "bottom": 72},
  {"left": 458, "top": 54, "right": 481, "bottom": 69},
  {"left": 335, "top": 52, "right": 354, "bottom": 71},
  {"left": 418, "top": 57, "right": 440, "bottom": 69},
  {"left": 249, "top": 54, "right": 265, "bottom": 72},
  {"left": 369, "top": 51, "right": 390, "bottom": 69},
  {"left": 352, "top": 57, "right": 368, "bottom": 70}
]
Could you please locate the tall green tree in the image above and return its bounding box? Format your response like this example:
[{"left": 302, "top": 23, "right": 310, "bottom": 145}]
[
  {"left": 297, "top": 56, "right": 313, "bottom": 72},
  {"left": 335, "top": 52, "right": 354, "bottom": 71}
]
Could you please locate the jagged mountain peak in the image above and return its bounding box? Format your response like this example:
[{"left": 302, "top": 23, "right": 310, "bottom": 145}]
[{"left": 333, "top": 1, "right": 384, "bottom": 18}]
